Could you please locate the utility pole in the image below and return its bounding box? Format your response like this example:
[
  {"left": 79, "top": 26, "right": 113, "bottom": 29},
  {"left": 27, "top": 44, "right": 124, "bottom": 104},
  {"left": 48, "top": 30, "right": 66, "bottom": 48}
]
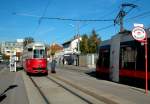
[
  {"left": 76, "top": 22, "right": 80, "bottom": 53},
  {"left": 71, "top": 22, "right": 80, "bottom": 53},
  {"left": 114, "top": 3, "right": 137, "bottom": 32}
]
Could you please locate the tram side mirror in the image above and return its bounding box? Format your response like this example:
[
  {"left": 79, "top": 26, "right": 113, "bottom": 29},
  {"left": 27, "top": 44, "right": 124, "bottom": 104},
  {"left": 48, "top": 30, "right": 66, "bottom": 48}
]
[{"left": 28, "top": 48, "right": 33, "bottom": 51}]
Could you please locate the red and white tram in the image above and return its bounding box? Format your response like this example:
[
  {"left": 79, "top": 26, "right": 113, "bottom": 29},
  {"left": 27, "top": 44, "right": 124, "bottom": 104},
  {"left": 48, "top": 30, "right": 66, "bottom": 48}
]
[{"left": 22, "top": 42, "right": 48, "bottom": 75}]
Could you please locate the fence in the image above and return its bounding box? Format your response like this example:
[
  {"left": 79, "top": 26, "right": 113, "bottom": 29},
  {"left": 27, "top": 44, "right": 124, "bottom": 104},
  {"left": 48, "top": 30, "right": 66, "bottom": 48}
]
[{"left": 79, "top": 54, "right": 98, "bottom": 68}]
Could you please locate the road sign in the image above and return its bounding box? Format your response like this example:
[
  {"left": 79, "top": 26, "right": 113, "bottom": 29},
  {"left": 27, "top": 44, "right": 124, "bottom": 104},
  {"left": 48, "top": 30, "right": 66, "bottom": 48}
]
[{"left": 132, "top": 26, "right": 146, "bottom": 42}]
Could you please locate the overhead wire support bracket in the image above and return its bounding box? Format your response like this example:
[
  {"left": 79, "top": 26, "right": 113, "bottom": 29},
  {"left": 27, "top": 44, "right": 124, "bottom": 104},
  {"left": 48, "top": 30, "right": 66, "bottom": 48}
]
[{"left": 114, "top": 3, "right": 137, "bottom": 32}]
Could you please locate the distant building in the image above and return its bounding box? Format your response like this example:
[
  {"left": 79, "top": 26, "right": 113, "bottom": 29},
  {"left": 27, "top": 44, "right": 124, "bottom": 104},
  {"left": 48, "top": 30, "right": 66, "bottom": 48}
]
[
  {"left": 62, "top": 35, "right": 81, "bottom": 55},
  {"left": 56, "top": 35, "right": 82, "bottom": 65},
  {"left": 0, "top": 39, "right": 24, "bottom": 60},
  {"left": 1, "top": 41, "right": 16, "bottom": 56},
  {"left": 47, "top": 43, "right": 63, "bottom": 58}
]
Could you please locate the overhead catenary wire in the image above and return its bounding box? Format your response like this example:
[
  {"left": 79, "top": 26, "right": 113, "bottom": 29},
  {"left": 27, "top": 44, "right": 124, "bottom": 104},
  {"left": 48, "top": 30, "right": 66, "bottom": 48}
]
[
  {"left": 42, "top": 17, "right": 114, "bottom": 22},
  {"left": 13, "top": 12, "right": 114, "bottom": 22},
  {"left": 63, "top": 10, "right": 150, "bottom": 37},
  {"left": 77, "top": 6, "right": 119, "bottom": 32},
  {"left": 65, "top": 6, "right": 119, "bottom": 36},
  {"left": 38, "top": 0, "right": 51, "bottom": 24},
  {"left": 13, "top": 6, "right": 150, "bottom": 35},
  {"left": 41, "top": 10, "right": 150, "bottom": 33},
  {"left": 125, "top": 11, "right": 150, "bottom": 21},
  {"left": 33, "top": 0, "right": 51, "bottom": 36},
  {"left": 87, "top": 10, "right": 150, "bottom": 33},
  {"left": 96, "top": 24, "right": 114, "bottom": 32}
]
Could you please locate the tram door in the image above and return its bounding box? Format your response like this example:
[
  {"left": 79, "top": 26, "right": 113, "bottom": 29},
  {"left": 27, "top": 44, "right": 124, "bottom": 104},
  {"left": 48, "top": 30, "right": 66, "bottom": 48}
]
[{"left": 110, "top": 35, "right": 121, "bottom": 82}]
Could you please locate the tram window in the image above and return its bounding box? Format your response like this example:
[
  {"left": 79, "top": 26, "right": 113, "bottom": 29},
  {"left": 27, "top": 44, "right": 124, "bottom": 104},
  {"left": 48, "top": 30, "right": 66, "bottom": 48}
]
[
  {"left": 135, "top": 39, "right": 149, "bottom": 71},
  {"left": 33, "top": 49, "right": 45, "bottom": 58},
  {"left": 40, "top": 49, "right": 45, "bottom": 58},
  {"left": 121, "top": 47, "right": 137, "bottom": 69},
  {"left": 40, "top": 49, "right": 44, "bottom": 55},
  {"left": 136, "top": 46, "right": 145, "bottom": 71},
  {"left": 34, "top": 50, "right": 38, "bottom": 58},
  {"left": 97, "top": 49, "right": 110, "bottom": 68}
]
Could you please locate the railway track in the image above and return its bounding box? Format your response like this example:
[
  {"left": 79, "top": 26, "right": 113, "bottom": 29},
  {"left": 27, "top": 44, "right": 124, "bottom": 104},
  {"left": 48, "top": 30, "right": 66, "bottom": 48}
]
[
  {"left": 28, "top": 71, "right": 124, "bottom": 104},
  {"left": 46, "top": 76, "right": 94, "bottom": 104},
  {"left": 29, "top": 77, "right": 50, "bottom": 104},
  {"left": 29, "top": 75, "right": 100, "bottom": 104},
  {"left": 48, "top": 74, "right": 118, "bottom": 104}
]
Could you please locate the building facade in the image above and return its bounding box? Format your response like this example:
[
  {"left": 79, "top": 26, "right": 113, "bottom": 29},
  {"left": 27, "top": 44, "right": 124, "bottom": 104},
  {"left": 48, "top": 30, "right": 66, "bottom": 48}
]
[
  {"left": 0, "top": 39, "right": 24, "bottom": 60},
  {"left": 57, "top": 35, "right": 81, "bottom": 65}
]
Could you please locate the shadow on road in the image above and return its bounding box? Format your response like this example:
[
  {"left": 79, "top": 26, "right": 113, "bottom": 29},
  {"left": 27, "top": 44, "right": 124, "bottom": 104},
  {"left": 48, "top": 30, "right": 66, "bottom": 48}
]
[
  {"left": 27, "top": 73, "right": 48, "bottom": 77},
  {"left": 0, "top": 94, "right": 6, "bottom": 102},
  {"left": 85, "top": 71, "right": 110, "bottom": 80},
  {"left": 0, "top": 85, "right": 18, "bottom": 102}
]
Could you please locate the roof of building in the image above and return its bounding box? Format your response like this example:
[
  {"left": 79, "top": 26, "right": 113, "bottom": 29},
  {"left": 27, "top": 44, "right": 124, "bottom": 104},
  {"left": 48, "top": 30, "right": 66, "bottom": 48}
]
[
  {"left": 62, "top": 35, "right": 81, "bottom": 46},
  {"left": 48, "top": 43, "right": 63, "bottom": 51}
]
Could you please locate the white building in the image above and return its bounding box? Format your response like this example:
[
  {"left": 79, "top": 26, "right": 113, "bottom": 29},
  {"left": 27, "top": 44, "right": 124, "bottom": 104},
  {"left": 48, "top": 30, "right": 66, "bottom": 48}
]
[
  {"left": 55, "top": 35, "right": 81, "bottom": 65},
  {"left": 62, "top": 35, "right": 81, "bottom": 55},
  {"left": 0, "top": 39, "right": 24, "bottom": 59}
]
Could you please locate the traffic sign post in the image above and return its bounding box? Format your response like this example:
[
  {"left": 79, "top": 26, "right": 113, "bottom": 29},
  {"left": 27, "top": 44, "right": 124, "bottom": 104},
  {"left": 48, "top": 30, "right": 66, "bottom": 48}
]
[
  {"left": 145, "top": 35, "right": 148, "bottom": 95},
  {"left": 132, "top": 24, "right": 148, "bottom": 95}
]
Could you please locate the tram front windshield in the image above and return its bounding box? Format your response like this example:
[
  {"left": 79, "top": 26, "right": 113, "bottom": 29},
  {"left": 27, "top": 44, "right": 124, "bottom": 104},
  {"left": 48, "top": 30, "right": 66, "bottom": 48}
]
[{"left": 33, "top": 49, "right": 45, "bottom": 58}]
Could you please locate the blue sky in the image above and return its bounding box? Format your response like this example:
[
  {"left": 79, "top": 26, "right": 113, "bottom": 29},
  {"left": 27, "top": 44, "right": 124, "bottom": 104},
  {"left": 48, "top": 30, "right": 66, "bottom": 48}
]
[{"left": 0, "top": 0, "right": 150, "bottom": 44}]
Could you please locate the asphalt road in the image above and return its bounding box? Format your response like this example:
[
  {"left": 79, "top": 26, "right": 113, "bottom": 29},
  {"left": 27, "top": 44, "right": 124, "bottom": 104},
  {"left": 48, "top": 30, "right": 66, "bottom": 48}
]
[{"left": 0, "top": 62, "right": 7, "bottom": 71}]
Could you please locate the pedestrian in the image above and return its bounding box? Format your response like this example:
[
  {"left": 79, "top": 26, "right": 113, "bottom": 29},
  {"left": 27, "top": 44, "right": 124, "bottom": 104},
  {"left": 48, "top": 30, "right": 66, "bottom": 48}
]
[
  {"left": 62, "top": 58, "right": 64, "bottom": 65},
  {"left": 51, "top": 59, "right": 57, "bottom": 73}
]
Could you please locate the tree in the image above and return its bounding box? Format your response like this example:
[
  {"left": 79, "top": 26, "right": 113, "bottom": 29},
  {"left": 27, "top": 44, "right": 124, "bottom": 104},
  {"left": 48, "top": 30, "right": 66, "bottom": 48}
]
[
  {"left": 49, "top": 43, "right": 63, "bottom": 56},
  {"left": 23, "top": 37, "right": 34, "bottom": 47},
  {"left": 80, "top": 34, "right": 89, "bottom": 54},
  {"left": 88, "top": 29, "right": 101, "bottom": 53},
  {"left": 79, "top": 30, "right": 101, "bottom": 54}
]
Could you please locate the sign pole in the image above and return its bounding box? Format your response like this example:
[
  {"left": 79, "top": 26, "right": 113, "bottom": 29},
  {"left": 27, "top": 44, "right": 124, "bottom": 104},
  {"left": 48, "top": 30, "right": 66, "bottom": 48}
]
[
  {"left": 132, "top": 23, "right": 148, "bottom": 95},
  {"left": 145, "top": 34, "right": 148, "bottom": 95}
]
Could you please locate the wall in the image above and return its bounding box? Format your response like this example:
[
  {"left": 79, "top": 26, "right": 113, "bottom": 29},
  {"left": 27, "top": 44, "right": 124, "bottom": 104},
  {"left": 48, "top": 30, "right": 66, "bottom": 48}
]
[{"left": 79, "top": 54, "right": 98, "bottom": 68}]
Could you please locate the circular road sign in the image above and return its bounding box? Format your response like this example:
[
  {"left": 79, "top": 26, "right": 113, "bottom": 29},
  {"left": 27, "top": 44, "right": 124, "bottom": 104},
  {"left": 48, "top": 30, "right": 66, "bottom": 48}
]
[{"left": 132, "top": 26, "right": 146, "bottom": 42}]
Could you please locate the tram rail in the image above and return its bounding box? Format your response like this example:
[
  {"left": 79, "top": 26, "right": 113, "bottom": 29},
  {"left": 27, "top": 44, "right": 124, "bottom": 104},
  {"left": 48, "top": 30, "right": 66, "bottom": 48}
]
[
  {"left": 29, "top": 77, "right": 51, "bottom": 104},
  {"left": 48, "top": 74, "right": 118, "bottom": 104},
  {"left": 29, "top": 76, "right": 95, "bottom": 104}
]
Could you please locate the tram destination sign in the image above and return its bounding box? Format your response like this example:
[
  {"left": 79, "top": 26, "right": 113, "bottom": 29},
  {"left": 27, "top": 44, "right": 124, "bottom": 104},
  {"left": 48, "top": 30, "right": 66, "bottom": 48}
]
[{"left": 132, "top": 24, "right": 146, "bottom": 42}]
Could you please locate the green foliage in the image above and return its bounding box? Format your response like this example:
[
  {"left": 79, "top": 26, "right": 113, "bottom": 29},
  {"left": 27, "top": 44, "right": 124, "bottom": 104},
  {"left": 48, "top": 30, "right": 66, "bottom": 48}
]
[
  {"left": 51, "top": 51, "right": 55, "bottom": 56},
  {"left": 80, "top": 34, "right": 89, "bottom": 54},
  {"left": 80, "top": 29, "right": 101, "bottom": 54},
  {"left": 2, "top": 54, "right": 10, "bottom": 60}
]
